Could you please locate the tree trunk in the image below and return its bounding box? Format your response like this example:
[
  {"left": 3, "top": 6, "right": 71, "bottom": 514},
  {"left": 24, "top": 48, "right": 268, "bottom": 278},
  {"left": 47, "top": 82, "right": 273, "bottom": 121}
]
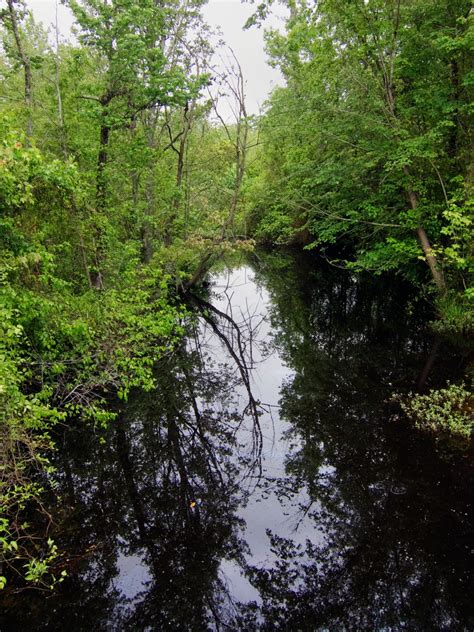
[
  {"left": 377, "top": 18, "right": 446, "bottom": 295},
  {"left": 448, "top": 58, "right": 460, "bottom": 159},
  {"left": 54, "top": 1, "right": 67, "bottom": 157},
  {"left": 164, "top": 102, "right": 193, "bottom": 246},
  {"left": 212, "top": 51, "right": 248, "bottom": 240},
  {"left": 96, "top": 119, "right": 110, "bottom": 209},
  {"left": 404, "top": 172, "right": 446, "bottom": 293},
  {"left": 90, "top": 111, "right": 110, "bottom": 289},
  {"left": 140, "top": 223, "right": 153, "bottom": 263},
  {"left": 6, "top": 0, "right": 33, "bottom": 140},
  {"left": 415, "top": 225, "right": 446, "bottom": 293}
]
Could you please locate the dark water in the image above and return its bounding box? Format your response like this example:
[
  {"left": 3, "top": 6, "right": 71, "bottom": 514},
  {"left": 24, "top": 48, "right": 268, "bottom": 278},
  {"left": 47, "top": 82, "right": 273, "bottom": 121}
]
[{"left": 2, "top": 250, "right": 473, "bottom": 631}]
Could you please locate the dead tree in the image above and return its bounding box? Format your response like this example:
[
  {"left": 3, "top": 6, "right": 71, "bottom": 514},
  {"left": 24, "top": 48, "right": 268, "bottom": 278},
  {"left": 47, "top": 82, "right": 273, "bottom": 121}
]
[{"left": 208, "top": 49, "right": 249, "bottom": 239}]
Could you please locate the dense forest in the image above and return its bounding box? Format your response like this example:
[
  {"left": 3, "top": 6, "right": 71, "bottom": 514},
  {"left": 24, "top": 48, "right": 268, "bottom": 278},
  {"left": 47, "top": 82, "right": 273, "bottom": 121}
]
[{"left": 0, "top": 0, "right": 472, "bottom": 594}]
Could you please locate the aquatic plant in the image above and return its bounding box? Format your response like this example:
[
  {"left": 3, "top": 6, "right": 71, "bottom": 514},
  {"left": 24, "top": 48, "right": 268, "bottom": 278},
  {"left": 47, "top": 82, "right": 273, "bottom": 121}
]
[{"left": 395, "top": 383, "right": 473, "bottom": 442}]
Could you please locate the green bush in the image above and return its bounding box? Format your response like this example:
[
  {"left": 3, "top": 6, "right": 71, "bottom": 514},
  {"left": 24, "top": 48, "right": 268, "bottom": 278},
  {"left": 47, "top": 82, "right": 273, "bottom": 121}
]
[
  {"left": 434, "top": 291, "right": 474, "bottom": 336},
  {"left": 395, "top": 383, "right": 473, "bottom": 442}
]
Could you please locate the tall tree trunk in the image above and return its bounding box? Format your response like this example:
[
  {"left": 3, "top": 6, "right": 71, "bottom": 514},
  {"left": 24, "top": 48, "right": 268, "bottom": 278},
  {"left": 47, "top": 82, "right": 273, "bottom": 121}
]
[
  {"left": 96, "top": 118, "right": 110, "bottom": 209},
  {"left": 404, "top": 170, "right": 446, "bottom": 293},
  {"left": 54, "top": 0, "right": 67, "bottom": 157},
  {"left": 163, "top": 133, "right": 186, "bottom": 247},
  {"left": 448, "top": 58, "right": 460, "bottom": 159},
  {"left": 368, "top": 7, "right": 447, "bottom": 295},
  {"left": 164, "top": 102, "right": 193, "bottom": 246},
  {"left": 415, "top": 224, "right": 446, "bottom": 293},
  {"left": 141, "top": 178, "right": 154, "bottom": 262},
  {"left": 141, "top": 222, "right": 153, "bottom": 263},
  {"left": 91, "top": 106, "right": 111, "bottom": 289},
  {"left": 211, "top": 50, "right": 248, "bottom": 240},
  {"left": 224, "top": 122, "right": 247, "bottom": 237},
  {"left": 6, "top": 0, "right": 33, "bottom": 140}
]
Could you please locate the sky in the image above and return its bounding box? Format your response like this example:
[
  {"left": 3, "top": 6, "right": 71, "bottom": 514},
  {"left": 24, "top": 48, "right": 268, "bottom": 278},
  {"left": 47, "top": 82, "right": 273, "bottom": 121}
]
[{"left": 26, "top": 0, "right": 287, "bottom": 118}]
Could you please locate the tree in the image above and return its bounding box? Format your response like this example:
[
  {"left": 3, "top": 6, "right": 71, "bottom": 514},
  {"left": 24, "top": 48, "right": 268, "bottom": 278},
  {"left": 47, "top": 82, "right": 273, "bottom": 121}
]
[
  {"left": 248, "top": 0, "right": 473, "bottom": 294},
  {"left": 1, "top": 0, "right": 33, "bottom": 138},
  {"left": 209, "top": 48, "right": 250, "bottom": 238},
  {"left": 66, "top": 0, "right": 202, "bottom": 285}
]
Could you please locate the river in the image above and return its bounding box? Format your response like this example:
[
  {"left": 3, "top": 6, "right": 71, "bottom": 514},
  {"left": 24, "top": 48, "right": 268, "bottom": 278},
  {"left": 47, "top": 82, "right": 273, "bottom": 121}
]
[{"left": 1, "top": 249, "right": 473, "bottom": 630}]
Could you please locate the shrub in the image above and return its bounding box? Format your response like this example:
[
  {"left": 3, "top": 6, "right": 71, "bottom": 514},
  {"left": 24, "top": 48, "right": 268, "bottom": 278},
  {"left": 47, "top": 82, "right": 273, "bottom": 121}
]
[{"left": 395, "top": 383, "right": 473, "bottom": 443}]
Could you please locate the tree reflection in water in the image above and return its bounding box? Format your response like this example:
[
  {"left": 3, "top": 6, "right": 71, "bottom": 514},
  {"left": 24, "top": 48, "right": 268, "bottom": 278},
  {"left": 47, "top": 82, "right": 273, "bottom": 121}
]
[
  {"left": 60, "top": 305, "right": 268, "bottom": 630},
  {"left": 239, "top": 252, "right": 473, "bottom": 631},
  {"left": 1, "top": 251, "right": 472, "bottom": 631}
]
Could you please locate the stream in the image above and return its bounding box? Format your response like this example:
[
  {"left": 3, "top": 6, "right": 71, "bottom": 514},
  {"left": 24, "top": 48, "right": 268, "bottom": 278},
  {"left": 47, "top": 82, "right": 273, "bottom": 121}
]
[{"left": 1, "top": 249, "right": 473, "bottom": 631}]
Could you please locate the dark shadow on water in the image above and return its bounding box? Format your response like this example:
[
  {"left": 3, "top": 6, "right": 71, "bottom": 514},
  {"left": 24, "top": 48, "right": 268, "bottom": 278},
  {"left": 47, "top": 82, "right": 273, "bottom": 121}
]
[{"left": 1, "top": 249, "right": 472, "bottom": 631}]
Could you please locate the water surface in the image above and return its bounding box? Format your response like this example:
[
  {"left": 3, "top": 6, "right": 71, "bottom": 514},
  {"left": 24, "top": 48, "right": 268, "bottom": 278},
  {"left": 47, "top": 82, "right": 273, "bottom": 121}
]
[{"left": 2, "top": 250, "right": 473, "bottom": 631}]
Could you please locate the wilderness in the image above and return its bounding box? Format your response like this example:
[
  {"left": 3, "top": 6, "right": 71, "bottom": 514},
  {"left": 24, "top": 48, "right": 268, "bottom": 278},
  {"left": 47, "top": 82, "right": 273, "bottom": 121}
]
[{"left": 0, "top": 0, "right": 473, "bottom": 629}]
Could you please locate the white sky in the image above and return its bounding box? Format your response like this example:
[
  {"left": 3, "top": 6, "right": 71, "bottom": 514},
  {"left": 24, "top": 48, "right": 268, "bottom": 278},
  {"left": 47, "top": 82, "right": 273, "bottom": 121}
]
[{"left": 26, "top": 0, "right": 287, "bottom": 118}]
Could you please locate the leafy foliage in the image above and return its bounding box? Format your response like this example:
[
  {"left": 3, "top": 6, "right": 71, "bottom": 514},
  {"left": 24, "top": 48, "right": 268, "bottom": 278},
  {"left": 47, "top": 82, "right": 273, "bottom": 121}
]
[
  {"left": 246, "top": 0, "right": 473, "bottom": 302},
  {"left": 0, "top": 127, "right": 187, "bottom": 585},
  {"left": 395, "top": 383, "right": 473, "bottom": 443}
]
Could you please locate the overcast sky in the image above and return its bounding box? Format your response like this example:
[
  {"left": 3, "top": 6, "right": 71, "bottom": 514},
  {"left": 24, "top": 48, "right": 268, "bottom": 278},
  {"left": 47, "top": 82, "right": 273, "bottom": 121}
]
[{"left": 26, "top": 0, "right": 287, "bottom": 118}]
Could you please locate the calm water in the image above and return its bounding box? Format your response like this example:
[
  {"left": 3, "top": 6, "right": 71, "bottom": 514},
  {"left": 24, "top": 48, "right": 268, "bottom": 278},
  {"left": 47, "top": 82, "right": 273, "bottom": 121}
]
[{"left": 2, "top": 250, "right": 473, "bottom": 631}]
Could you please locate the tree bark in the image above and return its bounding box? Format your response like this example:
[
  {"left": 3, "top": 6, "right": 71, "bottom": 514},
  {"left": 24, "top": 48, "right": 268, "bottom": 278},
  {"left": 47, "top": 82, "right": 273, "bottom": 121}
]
[
  {"left": 140, "top": 223, "right": 153, "bottom": 264},
  {"left": 90, "top": 109, "right": 110, "bottom": 289},
  {"left": 96, "top": 119, "right": 110, "bottom": 209},
  {"left": 404, "top": 171, "right": 446, "bottom": 293},
  {"left": 6, "top": 0, "right": 33, "bottom": 140},
  {"left": 164, "top": 102, "right": 193, "bottom": 246},
  {"left": 54, "top": 0, "right": 67, "bottom": 157},
  {"left": 448, "top": 58, "right": 460, "bottom": 159}
]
